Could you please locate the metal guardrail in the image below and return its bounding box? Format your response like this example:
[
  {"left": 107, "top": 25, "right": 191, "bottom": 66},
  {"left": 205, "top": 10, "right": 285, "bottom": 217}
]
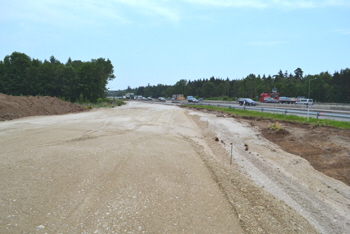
[{"left": 184, "top": 102, "right": 350, "bottom": 121}]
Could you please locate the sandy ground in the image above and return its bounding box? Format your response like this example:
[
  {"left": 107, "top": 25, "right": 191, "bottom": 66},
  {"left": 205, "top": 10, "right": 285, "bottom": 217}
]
[
  {"left": 0, "top": 101, "right": 349, "bottom": 233},
  {"left": 188, "top": 107, "right": 350, "bottom": 234}
]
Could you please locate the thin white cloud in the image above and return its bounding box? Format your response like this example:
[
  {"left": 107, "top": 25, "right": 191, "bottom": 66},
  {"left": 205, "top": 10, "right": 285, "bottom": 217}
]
[
  {"left": 1, "top": 0, "right": 349, "bottom": 28},
  {"left": 271, "top": 0, "right": 350, "bottom": 8},
  {"left": 181, "top": 0, "right": 350, "bottom": 8},
  {"left": 0, "top": 0, "right": 130, "bottom": 27},
  {"left": 246, "top": 41, "right": 289, "bottom": 46},
  {"left": 271, "top": 0, "right": 316, "bottom": 8},
  {"left": 332, "top": 28, "right": 350, "bottom": 35},
  {"left": 181, "top": 0, "right": 267, "bottom": 8},
  {"left": 113, "top": 0, "right": 181, "bottom": 22},
  {"left": 0, "top": 0, "right": 180, "bottom": 28}
]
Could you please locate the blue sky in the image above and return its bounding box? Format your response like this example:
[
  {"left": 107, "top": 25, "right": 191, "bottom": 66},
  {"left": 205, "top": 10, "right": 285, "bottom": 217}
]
[{"left": 1, "top": 0, "right": 349, "bottom": 90}]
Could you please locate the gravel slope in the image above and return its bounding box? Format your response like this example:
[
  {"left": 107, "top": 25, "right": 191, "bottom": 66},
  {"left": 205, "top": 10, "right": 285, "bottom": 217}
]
[{"left": 191, "top": 110, "right": 350, "bottom": 233}]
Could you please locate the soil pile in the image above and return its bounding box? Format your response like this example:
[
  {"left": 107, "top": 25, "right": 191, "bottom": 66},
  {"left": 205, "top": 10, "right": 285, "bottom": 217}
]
[
  {"left": 260, "top": 121, "right": 350, "bottom": 186},
  {"left": 0, "top": 93, "right": 86, "bottom": 121}
]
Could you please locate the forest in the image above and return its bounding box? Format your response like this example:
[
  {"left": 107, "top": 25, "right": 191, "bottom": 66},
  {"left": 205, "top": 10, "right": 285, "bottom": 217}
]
[
  {"left": 124, "top": 68, "right": 350, "bottom": 103},
  {"left": 0, "top": 52, "right": 115, "bottom": 102},
  {"left": 1, "top": 52, "right": 349, "bottom": 103}
]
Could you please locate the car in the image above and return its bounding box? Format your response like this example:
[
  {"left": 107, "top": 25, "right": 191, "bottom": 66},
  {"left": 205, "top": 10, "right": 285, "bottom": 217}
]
[
  {"left": 147, "top": 97, "right": 153, "bottom": 101},
  {"left": 141, "top": 97, "right": 147, "bottom": 100},
  {"left": 188, "top": 98, "right": 198, "bottom": 103},
  {"left": 295, "top": 99, "right": 313, "bottom": 105},
  {"left": 158, "top": 97, "right": 165, "bottom": 102},
  {"left": 239, "top": 98, "right": 256, "bottom": 106}
]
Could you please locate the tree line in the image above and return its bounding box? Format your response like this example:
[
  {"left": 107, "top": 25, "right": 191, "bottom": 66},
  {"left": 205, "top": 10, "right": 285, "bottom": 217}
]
[
  {"left": 124, "top": 67, "right": 350, "bottom": 103},
  {"left": 1, "top": 52, "right": 349, "bottom": 103},
  {"left": 0, "top": 52, "right": 115, "bottom": 102}
]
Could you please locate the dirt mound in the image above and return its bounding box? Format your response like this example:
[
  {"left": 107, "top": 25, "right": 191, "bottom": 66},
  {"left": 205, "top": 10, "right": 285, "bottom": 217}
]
[
  {"left": 0, "top": 93, "right": 86, "bottom": 121},
  {"left": 259, "top": 120, "right": 350, "bottom": 186}
]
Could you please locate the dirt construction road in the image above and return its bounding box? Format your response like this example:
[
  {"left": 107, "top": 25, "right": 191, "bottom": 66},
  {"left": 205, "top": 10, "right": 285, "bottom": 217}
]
[{"left": 1, "top": 102, "right": 349, "bottom": 233}]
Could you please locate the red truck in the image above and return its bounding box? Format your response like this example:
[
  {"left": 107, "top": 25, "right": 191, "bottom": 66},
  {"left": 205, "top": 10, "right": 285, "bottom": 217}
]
[
  {"left": 260, "top": 92, "right": 279, "bottom": 103},
  {"left": 260, "top": 93, "right": 301, "bottom": 104}
]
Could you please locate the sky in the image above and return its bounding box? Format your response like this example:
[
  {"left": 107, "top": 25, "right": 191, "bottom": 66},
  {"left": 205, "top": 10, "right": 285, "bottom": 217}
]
[{"left": 1, "top": 0, "right": 349, "bottom": 90}]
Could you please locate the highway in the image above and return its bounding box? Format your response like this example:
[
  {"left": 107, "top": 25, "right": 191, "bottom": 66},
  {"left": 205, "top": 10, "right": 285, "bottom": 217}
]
[{"left": 136, "top": 99, "right": 350, "bottom": 122}]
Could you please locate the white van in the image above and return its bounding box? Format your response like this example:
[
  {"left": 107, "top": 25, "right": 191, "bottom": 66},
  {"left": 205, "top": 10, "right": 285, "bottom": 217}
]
[{"left": 295, "top": 99, "right": 313, "bottom": 105}]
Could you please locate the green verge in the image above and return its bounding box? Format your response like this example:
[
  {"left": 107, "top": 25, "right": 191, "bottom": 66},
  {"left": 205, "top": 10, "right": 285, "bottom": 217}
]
[
  {"left": 185, "top": 105, "right": 350, "bottom": 130},
  {"left": 79, "top": 99, "right": 126, "bottom": 109}
]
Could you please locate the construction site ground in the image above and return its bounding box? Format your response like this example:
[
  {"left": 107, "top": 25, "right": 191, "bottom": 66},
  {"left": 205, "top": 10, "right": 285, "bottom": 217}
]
[{"left": 0, "top": 94, "right": 349, "bottom": 233}]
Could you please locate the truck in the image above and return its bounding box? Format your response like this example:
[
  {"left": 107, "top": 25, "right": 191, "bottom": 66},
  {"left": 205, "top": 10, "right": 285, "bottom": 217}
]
[
  {"left": 260, "top": 92, "right": 280, "bottom": 103},
  {"left": 125, "top": 93, "right": 135, "bottom": 99},
  {"left": 278, "top": 96, "right": 298, "bottom": 104},
  {"left": 260, "top": 92, "right": 301, "bottom": 104},
  {"left": 172, "top": 94, "right": 185, "bottom": 100}
]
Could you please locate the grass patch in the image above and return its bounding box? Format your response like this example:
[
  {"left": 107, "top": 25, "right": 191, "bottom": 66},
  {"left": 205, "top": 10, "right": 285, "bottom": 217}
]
[
  {"left": 269, "top": 121, "right": 284, "bottom": 131},
  {"left": 79, "top": 99, "right": 126, "bottom": 109},
  {"left": 185, "top": 105, "right": 350, "bottom": 130}
]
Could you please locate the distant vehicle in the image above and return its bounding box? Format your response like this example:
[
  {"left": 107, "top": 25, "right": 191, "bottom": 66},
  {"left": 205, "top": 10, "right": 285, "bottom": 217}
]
[
  {"left": 198, "top": 98, "right": 203, "bottom": 102},
  {"left": 147, "top": 97, "right": 153, "bottom": 101},
  {"left": 260, "top": 92, "right": 303, "bottom": 104},
  {"left": 188, "top": 98, "right": 199, "bottom": 103},
  {"left": 125, "top": 93, "right": 135, "bottom": 99},
  {"left": 263, "top": 97, "right": 279, "bottom": 103},
  {"left": 278, "top": 96, "right": 299, "bottom": 104},
  {"left": 158, "top": 97, "right": 165, "bottom": 102},
  {"left": 172, "top": 94, "right": 185, "bottom": 100},
  {"left": 187, "top": 96, "right": 194, "bottom": 100},
  {"left": 260, "top": 92, "right": 279, "bottom": 103},
  {"left": 141, "top": 97, "right": 147, "bottom": 100},
  {"left": 295, "top": 99, "right": 313, "bottom": 105},
  {"left": 239, "top": 98, "right": 256, "bottom": 106}
]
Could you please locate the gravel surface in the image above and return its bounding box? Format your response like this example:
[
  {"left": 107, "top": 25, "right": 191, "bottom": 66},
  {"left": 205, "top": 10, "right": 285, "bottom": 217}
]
[
  {"left": 0, "top": 101, "right": 348, "bottom": 233},
  {"left": 191, "top": 110, "right": 350, "bottom": 234}
]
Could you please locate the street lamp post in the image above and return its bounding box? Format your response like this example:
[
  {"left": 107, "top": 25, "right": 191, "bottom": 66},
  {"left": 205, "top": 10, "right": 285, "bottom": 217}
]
[
  {"left": 308, "top": 78, "right": 317, "bottom": 99},
  {"left": 307, "top": 78, "right": 317, "bottom": 121}
]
